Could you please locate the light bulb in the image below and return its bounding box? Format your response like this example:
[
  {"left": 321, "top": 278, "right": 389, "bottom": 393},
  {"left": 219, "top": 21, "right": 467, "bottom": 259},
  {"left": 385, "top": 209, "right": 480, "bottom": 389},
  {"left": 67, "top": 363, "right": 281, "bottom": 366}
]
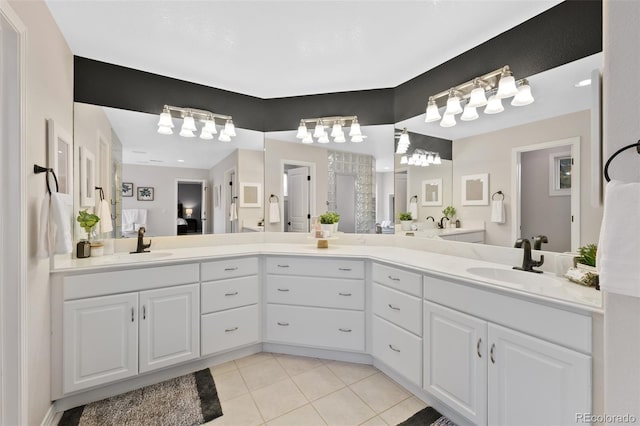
[
  {"left": 296, "top": 121, "right": 307, "bottom": 139},
  {"left": 468, "top": 86, "right": 488, "bottom": 108},
  {"left": 157, "top": 125, "right": 173, "bottom": 135},
  {"left": 349, "top": 118, "right": 361, "bottom": 137},
  {"left": 218, "top": 130, "right": 231, "bottom": 142},
  {"left": 302, "top": 131, "right": 313, "bottom": 144},
  {"left": 400, "top": 155, "right": 408, "bottom": 165},
  {"left": 224, "top": 119, "right": 236, "bottom": 137},
  {"left": 199, "top": 129, "right": 213, "bottom": 140},
  {"left": 461, "top": 104, "right": 479, "bottom": 121},
  {"left": 334, "top": 133, "right": 346, "bottom": 143},
  {"left": 440, "top": 114, "right": 456, "bottom": 128},
  {"left": 158, "top": 111, "right": 174, "bottom": 128},
  {"left": 182, "top": 115, "right": 197, "bottom": 132},
  {"left": 511, "top": 81, "right": 535, "bottom": 106},
  {"left": 425, "top": 97, "right": 441, "bottom": 122},
  {"left": 331, "top": 122, "right": 343, "bottom": 138},
  {"left": 313, "top": 121, "right": 325, "bottom": 138},
  {"left": 203, "top": 119, "right": 217, "bottom": 134},
  {"left": 444, "top": 90, "right": 463, "bottom": 115},
  {"left": 318, "top": 133, "right": 330, "bottom": 143},
  {"left": 497, "top": 67, "right": 518, "bottom": 98},
  {"left": 484, "top": 95, "right": 504, "bottom": 114}
]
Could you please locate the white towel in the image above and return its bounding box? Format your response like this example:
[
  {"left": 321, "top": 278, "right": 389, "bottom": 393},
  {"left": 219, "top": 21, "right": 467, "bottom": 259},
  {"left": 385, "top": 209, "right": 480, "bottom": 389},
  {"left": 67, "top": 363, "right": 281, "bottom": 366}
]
[
  {"left": 50, "top": 193, "right": 73, "bottom": 254},
  {"left": 97, "top": 199, "right": 113, "bottom": 234},
  {"left": 122, "top": 209, "right": 147, "bottom": 233},
  {"left": 230, "top": 201, "right": 238, "bottom": 221},
  {"left": 269, "top": 200, "right": 280, "bottom": 224},
  {"left": 37, "top": 193, "right": 51, "bottom": 259},
  {"left": 597, "top": 180, "right": 640, "bottom": 297},
  {"left": 408, "top": 198, "right": 418, "bottom": 221},
  {"left": 491, "top": 199, "right": 506, "bottom": 224}
]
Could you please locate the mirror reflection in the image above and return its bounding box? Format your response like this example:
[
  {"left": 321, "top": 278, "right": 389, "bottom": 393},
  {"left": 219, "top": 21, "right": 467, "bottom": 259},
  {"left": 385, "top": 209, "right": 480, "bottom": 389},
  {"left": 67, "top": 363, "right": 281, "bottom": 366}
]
[
  {"left": 73, "top": 102, "right": 264, "bottom": 239},
  {"left": 394, "top": 52, "right": 604, "bottom": 252}
]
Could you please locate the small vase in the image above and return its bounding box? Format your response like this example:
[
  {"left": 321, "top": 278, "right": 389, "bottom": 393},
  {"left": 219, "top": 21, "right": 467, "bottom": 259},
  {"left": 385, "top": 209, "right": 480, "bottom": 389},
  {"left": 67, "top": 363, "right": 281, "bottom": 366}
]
[
  {"left": 320, "top": 223, "right": 333, "bottom": 238},
  {"left": 400, "top": 220, "right": 412, "bottom": 231}
]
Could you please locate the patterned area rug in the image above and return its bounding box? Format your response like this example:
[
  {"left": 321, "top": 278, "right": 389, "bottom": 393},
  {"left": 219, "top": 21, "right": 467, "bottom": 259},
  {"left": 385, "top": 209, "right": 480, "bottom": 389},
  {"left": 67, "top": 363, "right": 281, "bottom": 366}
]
[
  {"left": 58, "top": 369, "right": 222, "bottom": 426},
  {"left": 398, "top": 406, "right": 457, "bottom": 426}
]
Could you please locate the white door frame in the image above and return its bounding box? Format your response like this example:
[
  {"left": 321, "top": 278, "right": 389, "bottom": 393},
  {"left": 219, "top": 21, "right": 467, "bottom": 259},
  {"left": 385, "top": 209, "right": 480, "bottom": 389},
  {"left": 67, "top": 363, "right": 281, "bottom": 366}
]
[
  {"left": 174, "top": 179, "right": 206, "bottom": 236},
  {"left": 224, "top": 167, "right": 236, "bottom": 233},
  {"left": 280, "top": 160, "right": 316, "bottom": 232},
  {"left": 511, "top": 137, "right": 581, "bottom": 251},
  {"left": 0, "top": 1, "right": 27, "bottom": 424}
]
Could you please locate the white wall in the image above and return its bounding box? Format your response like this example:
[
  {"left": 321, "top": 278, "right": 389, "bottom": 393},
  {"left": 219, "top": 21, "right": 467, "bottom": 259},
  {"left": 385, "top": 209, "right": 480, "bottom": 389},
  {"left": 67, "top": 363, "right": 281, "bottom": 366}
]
[
  {"left": 8, "top": 1, "right": 73, "bottom": 423},
  {"left": 210, "top": 150, "right": 238, "bottom": 234},
  {"left": 376, "top": 171, "right": 394, "bottom": 223},
  {"left": 603, "top": 0, "right": 640, "bottom": 420},
  {"left": 122, "top": 164, "right": 209, "bottom": 237},
  {"left": 453, "top": 110, "right": 603, "bottom": 247},
  {"left": 238, "top": 149, "right": 265, "bottom": 230}
]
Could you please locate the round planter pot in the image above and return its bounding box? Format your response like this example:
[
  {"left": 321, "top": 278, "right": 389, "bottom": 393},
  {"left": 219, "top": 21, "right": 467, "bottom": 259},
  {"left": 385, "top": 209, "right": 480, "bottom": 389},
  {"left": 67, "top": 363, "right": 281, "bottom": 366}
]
[
  {"left": 400, "top": 220, "right": 413, "bottom": 231},
  {"left": 320, "top": 223, "right": 333, "bottom": 237}
]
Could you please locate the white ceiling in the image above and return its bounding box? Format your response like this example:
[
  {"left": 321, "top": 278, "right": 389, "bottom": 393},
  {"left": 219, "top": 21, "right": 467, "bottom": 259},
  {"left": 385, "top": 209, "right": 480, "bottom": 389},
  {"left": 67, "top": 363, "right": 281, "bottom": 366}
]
[{"left": 46, "top": 0, "right": 562, "bottom": 98}]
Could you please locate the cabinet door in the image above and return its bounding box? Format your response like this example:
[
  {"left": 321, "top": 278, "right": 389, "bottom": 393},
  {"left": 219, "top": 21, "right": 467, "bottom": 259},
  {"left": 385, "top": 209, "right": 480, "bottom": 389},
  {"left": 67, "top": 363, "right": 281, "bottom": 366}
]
[
  {"left": 139, "top": 284, "right": 200, "bottom": 373},
  {"left": 63, "top": 293, "right": 138, "bottom": 393},
  {"left": 488, "top": 324, "right": 591, "bottom": 426},
  {"left": 424, "top": 301, "right": 488, "bottom": 426}
]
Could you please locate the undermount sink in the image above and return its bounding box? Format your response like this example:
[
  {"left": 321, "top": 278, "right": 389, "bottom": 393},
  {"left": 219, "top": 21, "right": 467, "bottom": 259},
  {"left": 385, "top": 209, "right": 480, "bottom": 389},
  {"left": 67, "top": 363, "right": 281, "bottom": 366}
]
[
  {"left": 111, "top": 251, "right": 173, "bottom": 261},
  {"left": 466, "top": 267, "right": 562, "bottom": 288}
]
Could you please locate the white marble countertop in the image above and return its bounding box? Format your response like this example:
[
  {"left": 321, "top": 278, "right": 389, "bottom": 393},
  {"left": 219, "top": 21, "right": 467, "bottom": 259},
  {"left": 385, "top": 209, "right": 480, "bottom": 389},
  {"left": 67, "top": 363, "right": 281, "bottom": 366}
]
[
  {"left": 399, "top": 227, "right": 485, "bottom": 238},
  {"left": 52, "top": 242, "right": 602, "bottom": 313}
]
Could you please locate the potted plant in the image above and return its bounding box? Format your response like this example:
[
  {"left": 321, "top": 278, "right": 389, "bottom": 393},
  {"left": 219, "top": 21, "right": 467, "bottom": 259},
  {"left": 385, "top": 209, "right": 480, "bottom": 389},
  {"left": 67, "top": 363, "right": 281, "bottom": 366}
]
[
  {"left": 77, "top": 209, "right": 104, "bottom": 256},
  {"left": 399, "top": 212, "right": 413, "bottom": 231},
  {"left": 569, "top": 243, "right": 599, "bottom": 289},
  {"left": 319, "top": 211, "right": 340, "bottom": 236},
  {"left": 442, "top": 206, "right": 456, "bottom": 228}
]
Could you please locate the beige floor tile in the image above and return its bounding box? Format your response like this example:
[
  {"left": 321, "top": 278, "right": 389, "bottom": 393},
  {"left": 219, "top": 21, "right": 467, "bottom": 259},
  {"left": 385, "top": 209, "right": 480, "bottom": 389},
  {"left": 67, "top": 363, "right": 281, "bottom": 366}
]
[
  {"left": 210, "top": 360, "right": 238, "bottom": 377},
  {"left": 275, "top": 354, "right": 324, "bottom": 377},
  {"left": 266, "top": 404, "right": 327, "bottom": 426},
  {"left": 378, "top": 396, "right": 427, "bottom": 425},
  {"left": 251, "top": 378, "right": 308, "bottom": 421},
  {"left": 325, "top": 360, "right": 379, "bottom": 385},
  {"left": 350, "top": 373, "right": 410, "bottom": 413},
  {"left": 214, "top": 369, "right": 250, "bottom": 402},
  {"left": 240, "top": 358, "right": 289, "bottom": 391},
  {"left": 207, "top": 393, "right": 263, "bottom": 426},
  {"left": 292, "top": 365, "right": 345, "bottom": 401},
  {"left": 359, "top": 416, "right": 388, "bottom": 426},
  {"left": 235, "top": 352, "right": 274, "bottom": 368},
  {"left": 313, "top": 387, "right": 376, "bottom": 426}
]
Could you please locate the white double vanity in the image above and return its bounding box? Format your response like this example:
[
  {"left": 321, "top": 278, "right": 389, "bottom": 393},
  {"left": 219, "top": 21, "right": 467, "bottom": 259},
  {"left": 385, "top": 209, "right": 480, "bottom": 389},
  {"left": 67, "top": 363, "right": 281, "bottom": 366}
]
[{"left": 50, "top": 235, "right": 601, "bottom": 426}]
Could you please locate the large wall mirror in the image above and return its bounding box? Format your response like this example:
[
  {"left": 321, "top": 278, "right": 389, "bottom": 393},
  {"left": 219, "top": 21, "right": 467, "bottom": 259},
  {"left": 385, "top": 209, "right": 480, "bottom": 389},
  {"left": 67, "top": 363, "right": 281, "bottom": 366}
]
[
  {"left": 264, "top": 125, "right": 395, "bottom": 234},
  {"left": 394, "top": 52, "right": 604, "bottom": 252},
  {"left": 73, "top": 102, "right": 264, "bottom": 239}
]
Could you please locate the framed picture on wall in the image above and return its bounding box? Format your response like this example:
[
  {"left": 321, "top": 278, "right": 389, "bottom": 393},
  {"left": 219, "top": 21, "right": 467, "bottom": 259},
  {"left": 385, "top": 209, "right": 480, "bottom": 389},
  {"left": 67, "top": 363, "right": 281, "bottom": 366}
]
[
  {"left": 46, "top": 118, "right": 73, "bottom": 195},
  {"left": 461, "top": 173, "right": 489, "bottom": 205},
  {"left": 421, "top": 178, "right": 443, "bottom": 206},
  {"left": 239, "top": 182, "right": 262, "bottom": 208},
  {"left": 137, "top": 186, "right": 154, "bottom": 201},
  {"left": 122, "top": 182, "right": 133, "bottom": 197},
  {"left": 79, "top": 146, "right": 96, "bottom": 207}
]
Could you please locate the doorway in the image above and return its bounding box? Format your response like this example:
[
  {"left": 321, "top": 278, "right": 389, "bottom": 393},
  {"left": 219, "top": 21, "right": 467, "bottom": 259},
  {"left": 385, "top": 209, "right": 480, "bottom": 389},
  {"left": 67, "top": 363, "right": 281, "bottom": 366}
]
[
  {"left": 224, "top": 169, "right": 237, "bottom": 233},
  {"left": 335, "top": 173, "right": 356, "bottom": 233},
  {"left": 284, "top": 165, "right": 311, "bottom": 232},
  {"left": 176, "top": 179, "right": 206, "bottom": 235}
]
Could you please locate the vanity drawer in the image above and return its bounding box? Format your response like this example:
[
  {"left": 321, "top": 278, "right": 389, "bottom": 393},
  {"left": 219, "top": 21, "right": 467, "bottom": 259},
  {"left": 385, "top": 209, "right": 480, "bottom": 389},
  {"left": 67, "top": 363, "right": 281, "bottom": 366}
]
[
  {"left": 372, "top": 283, "right": 422, "bottom": 336},
  {"left": 201, "top": 275, "right": 259, "bottom": 314},
  {"left": 265, "top": 257, "right": 364, "bottom": 279},
  {"left": 372, "top": 263, "right": 422, "bottom": 297},
  {"left": 266, "top": 276, "right": 364, "bottom": 310},
  {"left": 372, "top": 315, "right": 422, "bottom": 387},
  {"left": 201, "top": 305, "right": 259, "bottom": 356},
  {"left": 201, "top": 257, "right": 259, "bottom": 281},
  {"left": 266, "top": 304, "right": 365, "bottom": 352}
]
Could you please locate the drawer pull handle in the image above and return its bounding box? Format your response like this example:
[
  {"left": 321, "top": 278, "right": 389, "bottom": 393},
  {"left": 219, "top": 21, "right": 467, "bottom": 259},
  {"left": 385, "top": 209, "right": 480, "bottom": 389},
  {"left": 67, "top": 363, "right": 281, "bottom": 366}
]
[
  {"left": 277, "top": 322, "right": 289, "bottom": 326},
  {"left": 225, "top": 327, "right": 239, "bottom": 333},
  {"left": 338, "top": 328, "right": 352, "bottom": 333},
  {"left": 277, "top": 264, "right": 290, "bottom": 268},
  {"left": 142, "top": 305, "right": 146, "bottom": 320},
  {"left": 277, "top": 288, "right": 290, "bottom": 292},
  {"left": 224, "top": 267, "right": 238, "bottom": 271},
  {"left": 389, "top": 344, "right": 401, "bottom": 353},
  {"left": 490, "top": 343, "right": 496, "bottom": 364},
  {"left": 338, "top": 292, "right": 352, "bottom": 296},
  {"left": 477, "top": 338, "right": 482, "bottom": 358},
  {"left": 388, "top": 304, "right": 400, "bottom": 311},
  {"left": 339, "top": 267, "right": 352, "bottom": 271},
  {"left": 388, "top": 275, "right": 400, "bottom": 281},
  {"left": 131, "top": 307, "right": 134, "bottom": 322},
  {"left": 225, "top": 291, "right": 239, "bottom": 296}
]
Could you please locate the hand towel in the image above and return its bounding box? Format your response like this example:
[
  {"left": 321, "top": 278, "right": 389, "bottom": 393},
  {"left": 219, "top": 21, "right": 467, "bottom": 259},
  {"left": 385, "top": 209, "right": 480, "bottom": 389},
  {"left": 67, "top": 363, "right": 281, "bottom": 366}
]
[
  {"left": 269, "top": 200, "right": 280, "bottom": 224},
  {"left": 491, "top": 199, "right": 506, "bottom": 223},
  {"left": 408, "top": 198, "right": 418, "bottom": 221},
  {"left": 97, "top": 199, "right": 113, "bottom": 234},
  {"left": 50, "top": 192, "right": 73, "bottom": 254},
  {"left": 37, "top": 193, "right": 51, "bottom": 259},
  {"left": 230, "top": 201, "right": 238, "bottom": 221},
  {"left": 597, "top": 180, "right": 640, "bottom": 297}
]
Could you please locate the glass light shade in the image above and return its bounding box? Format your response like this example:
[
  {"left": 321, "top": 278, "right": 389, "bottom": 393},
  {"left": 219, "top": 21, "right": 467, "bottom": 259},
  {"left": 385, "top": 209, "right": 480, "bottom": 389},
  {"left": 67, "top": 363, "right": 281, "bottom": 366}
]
[
  {"left": 468, "top": 87, "right": 488, "bottom": 107},
  {"left": 408, "top": 156, "right": 416, "bottom": 165},
  {"left": 444, "top": 94, "right": 463, "bottom": 115},
  {"left": 511, "top": 84, "right": 535, "bottom": 106},
  {"left": 497, "top": 75, "right": 518, "bottom": 98},
  {"left": 461, "top": 105, "right": 479, "bottom": 121},
  {"left": 484, "top": 95, "right": 504, "bottom": 114},
  {"left": 224, "top": 119, "right": 236, "bottom": 137},
  {"left": 433, "top": 154, "right": 442, "bottom": 165},
  {"left": 426, "top": 153, "right": 435, "bottom": 164},
  {"left": 182, "top": 115, "right": 197, "bottom": 132},
  {"left": 203, "top": 119, "right": 217, "bottom": 134},
  {"left": 400, "top": 155, "right": 408, "bottom": 165},
  {"left": 396, "top": 144, "right": 408, "bottom": 154},
  {"left": 318, "top": 133, "right": 330, "bottom": 143},
  {"left": 179, "top": 128, "right": 195, "bottom": 138},
  {"left": 157, "top": 125, "right": 173, "bottom": 135},
  {"left": 420, "top": 154, "right": 428, "bottom": 166},
  {"left": 440, "top": 114, "right": 456, "bottom": 128},
  {"left": 331, "top": 122, "right": 343, "bottom": 137},
  {"left": 425, "top": 100, "right": 441, "bottom": 123},
  {"left": 313, "top": 122, "right": 325, "bottom": 138},
  {"left": 296, "top": 122, "right": 308, "bottom": 139},
  {"left": 398, "top": 132, "right": 410, "bottom": 147},
  {"left": 218, "top": 130, "right": 231, "bottom": 142},
  {"left": 349, "top": 120, "right": 361, "bottom": 137},
  {"left": 302, "top": 131, "right": 313, "bottom": 144},
  {"left": 199, "top": 129, "right": 213, "bottom": 140},
  {"left": 158, "top": 112, "right": 174, "bottom": 128},
  {"left": 334, "top": 133, "right": 346, "bottom": 143},
  {"left": 351, "top": 134, "right": 364, "bottom": 143}
]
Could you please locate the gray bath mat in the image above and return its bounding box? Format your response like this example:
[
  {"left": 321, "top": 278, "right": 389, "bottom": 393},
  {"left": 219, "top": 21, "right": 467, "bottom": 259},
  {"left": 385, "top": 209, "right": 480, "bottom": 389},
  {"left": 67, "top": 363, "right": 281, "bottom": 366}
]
[{"left": 398, "top": 406, "right": 457, "bottom": 426}]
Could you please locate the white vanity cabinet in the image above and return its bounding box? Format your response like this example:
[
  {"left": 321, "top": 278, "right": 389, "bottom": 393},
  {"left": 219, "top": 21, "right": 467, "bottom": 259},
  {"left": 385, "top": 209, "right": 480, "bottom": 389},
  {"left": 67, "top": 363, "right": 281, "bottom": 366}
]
[
  {"left": 424, "top": 277, "right": 592, "bottom": 426},
  {"left": 265, "top": 257, "right": 365, "bottom": 351}
]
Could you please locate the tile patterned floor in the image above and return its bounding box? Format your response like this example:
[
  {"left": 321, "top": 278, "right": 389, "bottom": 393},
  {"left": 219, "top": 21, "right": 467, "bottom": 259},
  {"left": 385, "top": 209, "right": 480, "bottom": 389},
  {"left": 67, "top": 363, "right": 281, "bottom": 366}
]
[{"left": 206, "top": 352, "right": 427, "bottom": 426}]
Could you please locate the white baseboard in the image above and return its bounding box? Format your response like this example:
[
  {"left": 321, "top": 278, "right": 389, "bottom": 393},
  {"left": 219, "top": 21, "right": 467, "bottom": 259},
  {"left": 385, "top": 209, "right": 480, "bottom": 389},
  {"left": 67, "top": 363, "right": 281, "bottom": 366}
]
[{"left": 40, "top": 404, "right": 59, "bottom": 426}]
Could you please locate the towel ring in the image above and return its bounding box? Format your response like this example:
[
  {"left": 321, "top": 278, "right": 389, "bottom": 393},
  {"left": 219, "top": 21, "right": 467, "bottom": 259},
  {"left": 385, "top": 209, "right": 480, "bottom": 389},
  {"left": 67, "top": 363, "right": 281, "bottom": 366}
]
[
  {"left": 95, "top": 186, "right": 105, "bottom": 201},
  {"left": 269, "top": 194, "right": 280, "bottom": 203},
  {"left": 409, "top": 195, "right": 418, "bottom": 203},
  {"left": 492, "top": 190, "right": 504, "bottom": 200},
  {"left": 34, "top": 164, "right": 59, "bottom": 195},
  {"left": 604, "top": 140, "right": 640, "bottom": 182}
]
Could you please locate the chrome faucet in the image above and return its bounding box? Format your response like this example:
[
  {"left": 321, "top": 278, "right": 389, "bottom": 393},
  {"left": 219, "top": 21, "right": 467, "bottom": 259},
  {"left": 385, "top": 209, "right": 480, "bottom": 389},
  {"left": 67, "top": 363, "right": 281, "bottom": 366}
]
[
  {"left": 131, "top": 227, "right": 151, "bottom": 254},
  {"left": 438, "top": 217, "right": 449, "bottom": 229},
  {"left": 533, "top": 235, "right": 549, "bottom": 251},
  {"left": 513, "top": 238, "right": 544, "bottom": 273}
]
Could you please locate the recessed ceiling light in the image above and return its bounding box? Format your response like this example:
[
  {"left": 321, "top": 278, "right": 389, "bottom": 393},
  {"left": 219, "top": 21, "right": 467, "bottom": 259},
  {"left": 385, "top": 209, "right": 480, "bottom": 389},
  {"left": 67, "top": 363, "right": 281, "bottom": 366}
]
[
  {"left": 177, "top": 159, "right": 185, "bottom": 163},
  {"left": 575, "top": 79, "right": 592, "bottom": 88}
]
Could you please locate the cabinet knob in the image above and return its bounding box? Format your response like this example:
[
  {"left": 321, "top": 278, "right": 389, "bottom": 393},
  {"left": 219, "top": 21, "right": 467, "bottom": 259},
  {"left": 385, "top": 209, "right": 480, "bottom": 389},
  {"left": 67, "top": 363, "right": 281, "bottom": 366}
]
[
  {"left": 225, "top": 291, "right": 239, "bottom": 296},
  {"left": 388, "top": 344, "right": 401, "bottom": 353},
  {"left": 131, "top": 307, "right": 134, "bottom": 322},
  {"left": 142, "top": 305, "right": 146, "bottom": 320},
  {"left": 490, "top": 343, "right": 496, "bottom": 364},
  {"left": 388, "top": 304, "right": 400, "bottom": 311},
  {"left": 477, "top": 338, "right": 482, "bottom": 358},
  {"left": 277, "top": 322, "right": 289, "bottom": 326},
  {"left": 388, "top": 275, "right": 400, "bottom": 281},
  {"left": 225, "top": 327, "right": 239, "bottom": 333},
  {"left": 224, "top": 267, "right": 238, "bottom": 271}
]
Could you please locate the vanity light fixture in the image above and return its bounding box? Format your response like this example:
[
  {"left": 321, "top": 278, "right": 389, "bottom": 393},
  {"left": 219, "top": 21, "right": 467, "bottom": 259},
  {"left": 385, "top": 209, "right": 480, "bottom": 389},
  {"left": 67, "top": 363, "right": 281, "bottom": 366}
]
[
  {"left": 400, "top": 148, "right": 442, "bottom": 168},
  {"left": 423, "top": 65, "right": 534, "bottom": 128},
  {"left": 395, "top": 128, "right": 411, "bottom": 154},
  {"left": 157, "top": 105, "right": 236, "bottom": 141},
  {"left": 296, "top": 115, "right": 364, "bottom": 144}
]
